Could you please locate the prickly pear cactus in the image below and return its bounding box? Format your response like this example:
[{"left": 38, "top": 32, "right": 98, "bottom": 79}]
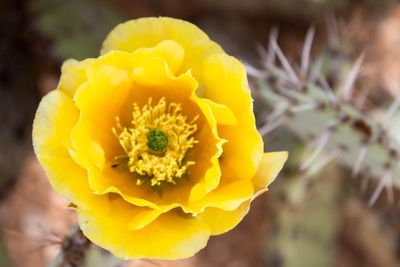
[{"left": 249, "top": 28, "right": 400, "bottom": 205}]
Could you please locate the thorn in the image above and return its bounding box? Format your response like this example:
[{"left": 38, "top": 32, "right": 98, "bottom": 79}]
[
  {"left": 265, "top": 64, "right": 292, "bottom": 83},
  {"left": 318, "top": 74, "right": 338, "bottom": 106},
  {"left": 309, "top": 58, "right": 323, "bottom": 84},
  {"left": 368, "top": 166, "right": 392, "bottom": 206},
  {"left": 352, "top": 143, "right": 368, "bottom": 177},
  {"left": 305, "top": 148, "right": 341, "bottom": 177},
  {"left": 383, "top": 94, "right": 400, "bottom": 123},
  {"left": 265, "top": 103, "right": 289, "bottom": 123},
  {"left": 326, "top": 118, "right": 339, "bottom": 130},
  {"left": 267, "top": 27, "right": 279, "bottom": 65},
  {"left": 256, "top": 43, "right": 270, "bottom": 69},
  {"left": 270, "top": 38, "right": 299, "bottom": 84},
  {"left": 245, "top": 64, "right": 266, "bottom": 78},
  {"left": 277, "top": 85, "right": 313, "bottom": 101},
  {"left": 258, "top": 116, "right": 286, "bottom": 136},
  {"left": 301, "top": 27, "right": 315, "bottom": 77},
  {"left": 290, "top": 102, "right": 320, "bottom": 113},
  {"left": 300, "top": 130, "right": 332, "bottom": 171},
  {"left": 342, "top": 53, "right": 365, "bottom": 102}
]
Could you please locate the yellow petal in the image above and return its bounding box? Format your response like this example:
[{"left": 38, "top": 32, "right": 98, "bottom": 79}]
[
  {"left": 202, "top": 53, "right": 263, "bottom": 181},
  {"left": 101, "top": 17, "right": 223, "bottom": 78},
  {"left": 252, "top": 152, "right": 288, "bottom": 191},
  {"left": 78, "top": 200, "right": 210, "bottom": 259},
  {"left": 57, "top": 51, "right": 137, "bottom": 98},
  {"left": 200, "top": 179, "right": 254, "bottom": 211},
  {"left": 58, "top": 59, "right": 90, "bottom": 97},
  {"left": 128, "top": 209, "right": 163, "bottom": 231},
  {"left": 199, "top": 152, "right": 287, "bottom": 235},
  {"left": 87, "top": 165, "right": 162, "bottom": 210},
  {"left": 58, "top": 38, "right": 186, "bottom": 99},
  {"left": 187, "top": 179, "right": 254, "bottom": 214},
  {"left": 196, "top": 98, "right": 238, "bottom": 125},
  {"left": 131, "top": 56, "right": 198, "bottom": 96},
  {"left": 32, "top": 90, "right": 94, "bottom": 208},
  {"left": 201, "top": 201, "right": 250, "bottom": 235},
  {"left": 99, "top": 40, "right": 189, "bottom": 86},
  {"left": 71, "top": 64, "right": 132, "bottom": 168},
  {"left": 187, "top": 95, "right": 225, "bottom": 203},
  {"left": 101, "top": 17, "right": 169, "bottom": 54},
  {"left": 132, "top": 40, "right": 185, "bottom": 74}
]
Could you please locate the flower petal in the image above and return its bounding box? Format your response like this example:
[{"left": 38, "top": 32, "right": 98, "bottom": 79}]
[
  {"left": 190, "top": 179, "right": 254, "bottom": 213},
  {"left": 196, "top": 98, "right": 238, "bottom": 125},
  {"left": 87, "top": 165, "right": 164, "bottom": 210},
  {"left": 202, "top": 53, "right": 264, "bottom": 181},
  {"left": 78, "top": 199, "right": 210, "bottom": 260},
  {"left": 71, "top": 64, "right": 132, "bottom": 168},
  {"left": 252, "top": 152, "right": 288, "bottom": 191},
  {"left": 201, "top": 201, "right": 250, "bottom": 235},
  {"left": 128, "top": 209, "right": 163, "bottom": 231},
  {"left": 58, "top": 59, "right": 90, "bottom": 97},
  {"left": 130, "top": 57, "right": 198, "bottom": 95},
  {"left": 187, "top": 95, "right": 225, "bottom": 203},
  {"left": 199, "top": 152, "right": 288, "bottom": 235},
  {"left": 132, "top": 39, "right": 185, "bottom": 74},
  {"left": 59, "top": 39, "right": 185, "bottom": 98},
  {"left": 127, "top": 40, "right": 198, "bottom": 94},
  {"left": 101, "top": 17, "right": 223, "bottom": 78},
  {"left": 32, "top": 90, "right": 94, "bottom": 208}
]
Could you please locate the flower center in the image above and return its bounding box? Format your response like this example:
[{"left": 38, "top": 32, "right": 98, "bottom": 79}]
[
  {"left": 113, "top": 98, "right": 198, "bottom": 187},
  {"left": 147, "top": 129, "right": 168, "bottom": 152}
]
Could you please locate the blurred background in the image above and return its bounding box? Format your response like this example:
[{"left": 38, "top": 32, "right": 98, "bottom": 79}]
[{"left": 1, "top": 0, "right": 400, "bottom": 266}]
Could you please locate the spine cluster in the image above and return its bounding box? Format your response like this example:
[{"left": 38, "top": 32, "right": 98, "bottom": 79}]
[{"left": 249, "top": 28, "right": 400, "bottom": 205}]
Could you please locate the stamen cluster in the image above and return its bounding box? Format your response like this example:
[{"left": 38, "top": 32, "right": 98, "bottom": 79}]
[{"left": 113, "top": 98, "right": 198, "bottom": 187}]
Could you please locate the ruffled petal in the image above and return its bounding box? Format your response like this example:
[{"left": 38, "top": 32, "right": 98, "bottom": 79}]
[
  {"left": 71, "top": 64, "right": 132, "bottom": 169},
  {"left": 201, "top": 201, "right": 250, "bottom": 235},
  {"left": 196, "top": 98, "right": 238, "bottom": 126},
  {"left": 130, "top": 57, "right": 198, "bottom": 96},
  {"left": 32, "top": 90, "right": 95, "bottom": 208},
  {"left": 77, "top": 198, "right": 210, "bottom": 260},
  {"left": 101, "top": 17, "right": 223, "bottom": 79},
  {"left": 202, "top": 53, "right": 263, "bottom": 181},
  {"left": 128, "top": 209, "right": 163, "bottom": 231},
  {"left": 132, "top": 39, "right": 184, "bottom": 74},
  {"left": 198, "top": 152, "right": 287, "bottom": 235},
  {"left": 187, "top": 95, "right": 225, "bottom": 203},
  {"left": 252, "top": 152, "right": 288, "bottom": 192},
  {"left": 189, "top": 179, "right": 254, "bottom": 213},
  {"left": 87, "top": 164, "right": 165, "bottom": 210},
  {"left": 58, "top": 59, "right": 90, "bottom": 97}
]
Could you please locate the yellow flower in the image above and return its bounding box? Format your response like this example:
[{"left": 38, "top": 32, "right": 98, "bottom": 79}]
[{"left": 32, "top": 17, "right": 287, "bottom": 259}]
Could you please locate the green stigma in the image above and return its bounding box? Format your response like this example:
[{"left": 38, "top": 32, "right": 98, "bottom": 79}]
[{"left": 147, "top": 129, "right": 168, "bottom": 152}]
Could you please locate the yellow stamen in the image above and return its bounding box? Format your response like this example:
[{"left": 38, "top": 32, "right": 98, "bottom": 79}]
[{"left": 113, "top": 98, "right": 198, "bottom": 187}]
